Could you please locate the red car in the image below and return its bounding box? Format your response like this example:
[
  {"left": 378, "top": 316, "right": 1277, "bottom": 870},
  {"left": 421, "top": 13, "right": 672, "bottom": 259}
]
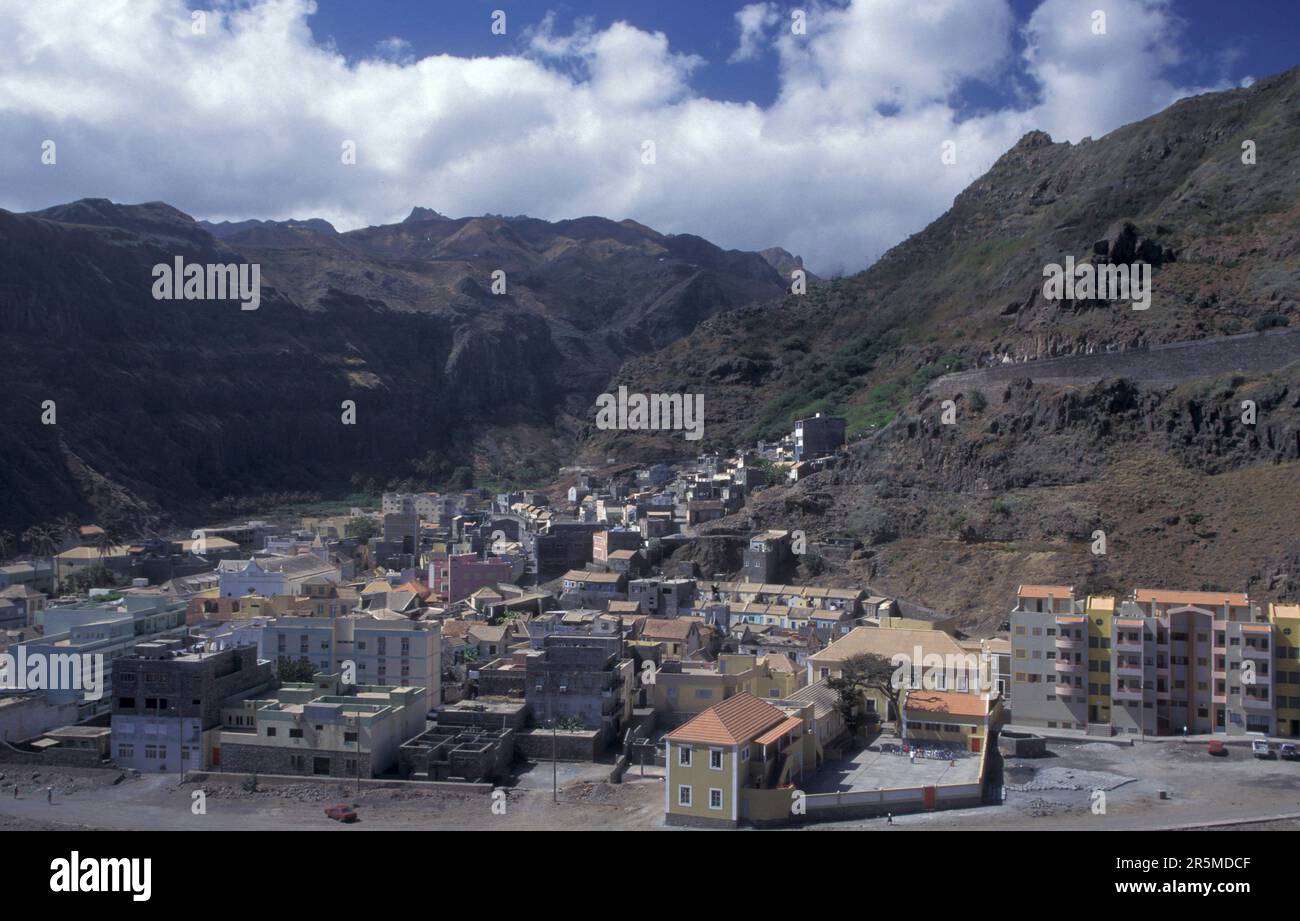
[
  {"left": 1206, "top": 741, "right": 1228, "bottom": 757},
  {"left": 325, "top": 804, "right": 359, "bottom": 823}
]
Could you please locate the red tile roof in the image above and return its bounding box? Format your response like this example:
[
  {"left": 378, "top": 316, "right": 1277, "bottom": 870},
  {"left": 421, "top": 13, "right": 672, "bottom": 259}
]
[
  {"left": 904, "top": 690, "right": 988, "bottom": 719},
  {"left": 1134, "top": 589, "right": 1249, "bottom": 607},
  {"left": 666, "top": 693, "right": 788, "bottom": 746}
]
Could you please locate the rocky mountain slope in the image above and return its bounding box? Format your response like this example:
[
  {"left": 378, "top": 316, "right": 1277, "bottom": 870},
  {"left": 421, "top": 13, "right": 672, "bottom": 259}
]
[
  {"left": 595, "top": 67, "right": 1299, "bottom": 454},
  {"left": 595, "top": 67, "right": 1300, "bottom": 628},
  {"left": 0, "top": 202, "right": 787, "bottom": 532}
]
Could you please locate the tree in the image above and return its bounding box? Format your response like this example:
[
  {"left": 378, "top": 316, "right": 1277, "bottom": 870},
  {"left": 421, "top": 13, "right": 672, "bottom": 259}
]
[
  {"left": 275, "top": 656, "right": 316, "bottom": 683},
  {"left": 22, "top": 525, "right": 60, "bottom": 560},
  {"left": 55, "top": 513, "right": 81, "bottom": 545},
  {"left": 0, "top": 530, "right": 14, "bottom": 561},
  {"left": 66, "top": 564, "right": 117, "bottom": 593},
  {"left": 345, "top": 518, "right": 379, "bottom": 541},
  {"left": 826, "top": 652, "right": 903, "bottom": 732},
  {"left": 93, "top": 524, "right": 124, "bottom": 560}
]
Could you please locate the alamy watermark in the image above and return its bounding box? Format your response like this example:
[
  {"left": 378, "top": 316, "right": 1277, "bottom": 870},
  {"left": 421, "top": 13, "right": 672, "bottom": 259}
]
[
  {"left": 1042, "top": 255, "right": 1151, "bottom": 311},
  {"left": 595, "top": 386, "right": 704, "bottom": 441},
  {"left": 889, "top": 646, "right": 995, "bottom": 694},
  {"left": 0, "top": 646, "right": 105, "bottom": 701},
  {"left": 152, "top": 256, "right": 261, "bottom": 311}
]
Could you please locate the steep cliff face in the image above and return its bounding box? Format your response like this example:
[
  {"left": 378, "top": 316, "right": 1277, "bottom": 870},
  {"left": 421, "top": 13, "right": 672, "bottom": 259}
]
[{"left": 0, "top": 203, "right": 788, "bottom": 532}]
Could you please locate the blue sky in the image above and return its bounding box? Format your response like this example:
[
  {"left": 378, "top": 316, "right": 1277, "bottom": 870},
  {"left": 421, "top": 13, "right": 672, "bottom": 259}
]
[
  {"left": 2, "top": 0, "right": 1295, "bottom": 273},
  {"left": 304, "top": 0, "right": 1294, "bottom": 113}
]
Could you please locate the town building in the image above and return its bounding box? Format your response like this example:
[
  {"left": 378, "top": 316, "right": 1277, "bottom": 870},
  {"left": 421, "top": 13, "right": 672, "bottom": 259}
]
[
  {"left": 110, "top": 640, "right": 274, "bottom": 773},
  {"left": 792, "top": 413, "right": 846, "bottom": 460},
  {"left": 663, "top": 692, "right": 815, "bottom": 828},
  {"left": 217, "top": 674, "right": 428, "bottom": 777},
  {"left": 1010, "top": 585, "right": 1294, "bottom": 738},
  {"left": 742, "top": 530, "right": 793, "bottom": 584}
]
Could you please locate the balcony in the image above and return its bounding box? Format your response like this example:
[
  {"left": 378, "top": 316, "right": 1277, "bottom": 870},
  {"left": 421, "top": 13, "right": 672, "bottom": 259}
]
[
  {"left": 1243, "top": 695, "right": 1272, "bottom": 711},
  {"left": 1115, "top": 661, "right": 1143, "bottom": 677},
  {"left": 1115, "top": 637, "right": 1144, "bottom": 652},
  {"left": 1054, "top": 635, "right": 1085, "bottom": 650},
  {"left": 1242, "top": 645, "right": 1271, "bottom": 660},
  {"left": 1114, "top": 686, "right": 1144, "bottom": 701},
  {"left": 1053, "top": 659, "right": 1083, "bottom": 673},
  {"left": 1054, "top": 682, "right": 1076, "bottom": 696}
]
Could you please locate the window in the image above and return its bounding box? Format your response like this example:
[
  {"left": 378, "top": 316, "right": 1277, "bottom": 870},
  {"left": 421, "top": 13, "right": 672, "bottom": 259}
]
[
  {"left": 709, "top": 788, "right": 723, "bottom": 810},
  {"left": 289, "top": 728, "right": 303, "bottom": 739},
  {"left": 678, "top": 785, "right": 692, "bottom": 807},
  {"left": 678, "top": 746, "right": 692, "bottom": 767},
  {"left": 709, "top": 749, "right": 723, "bottom": 770}
]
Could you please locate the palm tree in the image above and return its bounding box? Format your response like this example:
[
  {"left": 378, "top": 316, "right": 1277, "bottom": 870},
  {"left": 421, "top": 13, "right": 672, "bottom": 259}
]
[
  {"left": 93, "top": 523, "right": 125, "bottom": 561},
  {"left": 22, "top": 525, "right": 59, "bottom": 559},
  {"left": 22, "top": 524, "right": 62, "bottom": 591},
  {"left": 55, "top": 513, "right": 80, "bottom": 546}
]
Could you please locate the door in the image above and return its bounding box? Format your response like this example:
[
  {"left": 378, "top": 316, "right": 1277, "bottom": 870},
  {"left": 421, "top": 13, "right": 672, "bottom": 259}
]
[{"left": 970, "top": 736, "right": 981, "bottom": 753}]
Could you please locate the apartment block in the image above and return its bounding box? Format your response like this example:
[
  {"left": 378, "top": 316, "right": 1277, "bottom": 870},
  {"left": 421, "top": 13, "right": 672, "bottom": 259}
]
[
  {"left": 262, "top": 614, "right": 441, "bottom": 708},
  {"left": 1012, "top": 586, "right": 1294, "bottom": 738},
  {"left": 1271, "top": 604, "right": 1300, "bottom": 738}
]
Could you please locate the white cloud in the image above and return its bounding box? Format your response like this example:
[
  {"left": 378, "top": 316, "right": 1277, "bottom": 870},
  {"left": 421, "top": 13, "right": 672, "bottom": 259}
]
[
  {"left": 729, "top": 2, "right": 780, "bottom": 64},
  {"left": 0, "top": 0, "right": 1222, "bottom": 275}
]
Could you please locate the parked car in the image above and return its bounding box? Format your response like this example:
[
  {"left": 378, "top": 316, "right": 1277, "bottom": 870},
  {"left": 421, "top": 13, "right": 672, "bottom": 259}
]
[
  {"left": 1280, "top": 743, "right": 1298, "bottom": 761},
  {"left": 1207, "top": 740, "right": 1228, "bottom": 757},
  {"left": 325, "top": 804, "right": 358, "bottom": 823},
  {"left": 1251, "top": 739, "right": 1273, "bottom": 759}
]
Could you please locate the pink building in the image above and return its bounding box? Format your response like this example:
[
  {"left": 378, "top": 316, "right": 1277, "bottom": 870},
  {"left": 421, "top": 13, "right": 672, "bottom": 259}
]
[{"left": 429, "top": 552, "right": 513, "bottom": 603}]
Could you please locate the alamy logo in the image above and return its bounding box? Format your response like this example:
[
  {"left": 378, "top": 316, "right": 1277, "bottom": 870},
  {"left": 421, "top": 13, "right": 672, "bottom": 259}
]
[
  {"left": 0, "top": 646, "right": 104, "bottom": 701},
  {"left": 595, "top": 386, "right": 704, "bottom": 441},
  {"left": 1042, "top": 255, "right": 1151, "bottom": 311},
  {"left": 50, "top": 852, "right": 151, "bottom": 901},
  {"left": 152, "top": 256, "right": 261, "bottom": 310},
  {"left": 889, "top": 645, "right": 995, "bottom": 693}
]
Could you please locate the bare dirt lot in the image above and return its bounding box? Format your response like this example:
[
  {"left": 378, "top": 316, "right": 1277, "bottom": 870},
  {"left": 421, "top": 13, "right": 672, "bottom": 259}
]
[
  {"left": 0, "top": 763, "right": 667, "bottom": 832},
  {"left": 1, "top": 739, "right": 1296, "bottom": 831}
]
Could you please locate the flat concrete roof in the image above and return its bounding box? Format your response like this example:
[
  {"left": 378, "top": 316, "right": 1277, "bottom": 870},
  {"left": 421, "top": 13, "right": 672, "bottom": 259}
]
[{"left": 802, "top": 744, "right": 983, "bottom": 794}]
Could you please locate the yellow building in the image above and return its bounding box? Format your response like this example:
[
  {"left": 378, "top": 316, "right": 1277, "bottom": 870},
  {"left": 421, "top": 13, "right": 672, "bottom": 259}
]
[
  {"left": 1271, "top": 603, "right": 1300, "bottom": 738},
  {"left": 652, "top": 653, "right": 803, "bottom": 718},
  {"left": 664, "top": 692, "right": 815, "bottom": 828},
  {"left": 807, "top": 626, "right": 988, "bottom": 722},
  {"left": 1086, "top": 595, "right": 1116, "bottom": 726},
  {"left": 53, "top": 545, "right": 131, "bottom": 587},
  {"left": 901, "top": 689, "right": 1003, "bottom": 753}
]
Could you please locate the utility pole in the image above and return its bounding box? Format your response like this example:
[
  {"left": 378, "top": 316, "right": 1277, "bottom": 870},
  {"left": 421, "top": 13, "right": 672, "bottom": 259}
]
[
  {"left": 552, "top": 720, "right": 558, "bottom": 804},
  {"left": 353, "top": 713, "right": 362, "bottom": 798}
]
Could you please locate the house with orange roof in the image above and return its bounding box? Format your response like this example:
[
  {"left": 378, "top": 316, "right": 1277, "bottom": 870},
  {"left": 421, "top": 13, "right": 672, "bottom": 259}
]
[
  {"left": 901, "top": 688, "right": 1002, "bottom": 753},
  {"left": 663, "top": 691, "right": 815, "bottom": 828}
]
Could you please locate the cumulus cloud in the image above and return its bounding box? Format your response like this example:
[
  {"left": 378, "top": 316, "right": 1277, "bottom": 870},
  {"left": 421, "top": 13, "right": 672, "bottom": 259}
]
[
  {"left": 729, "top": 2, "right": 780, "bottom": 64},
  {"left": 0, "top": 0, "right": 1224, "bottom": 274}
]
